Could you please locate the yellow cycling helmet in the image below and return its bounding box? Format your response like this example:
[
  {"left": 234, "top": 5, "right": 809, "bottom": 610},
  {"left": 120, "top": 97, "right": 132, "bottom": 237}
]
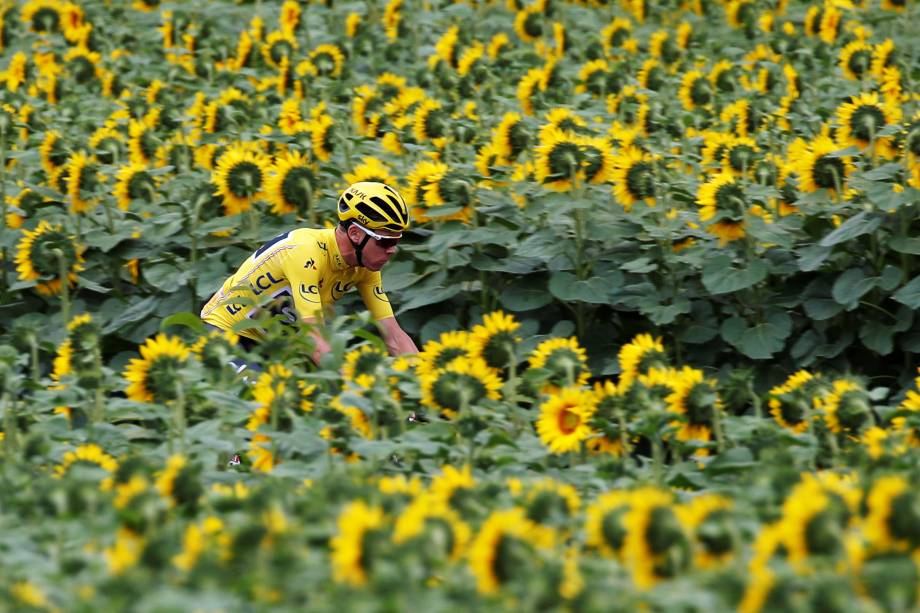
[{"left": 336, "top": 181, "right": 410, "bottom": 234}]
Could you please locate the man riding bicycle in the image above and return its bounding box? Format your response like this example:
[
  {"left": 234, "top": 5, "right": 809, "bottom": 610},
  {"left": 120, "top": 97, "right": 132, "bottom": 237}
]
[{"left": 200, "top": 181, "right": 419, "bottom": 372}]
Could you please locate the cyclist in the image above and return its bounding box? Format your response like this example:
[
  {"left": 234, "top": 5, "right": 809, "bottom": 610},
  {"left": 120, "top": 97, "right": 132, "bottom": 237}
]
[{"left": 200, "top": 181, "right": 419, "bottom": 373}]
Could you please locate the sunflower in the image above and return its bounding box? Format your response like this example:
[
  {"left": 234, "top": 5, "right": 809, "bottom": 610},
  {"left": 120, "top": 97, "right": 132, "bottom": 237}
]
[
  {"left": 469, "top": 311, "right": 521, "bottom": 370},
  {"left": 22, "top": 0, "right": 63, "bottom": 34},
  {"left": 678, "top": 70, "right": 712, "bottom": 111},
  {"left": 720, "top": 99, "right": 762, "bottom": 139},
  {"left": 405, "top": 159, "right": 447, "bottom": 206},
  {"left": 528, "top": 336, "right": 590, "bottom": 390},
  {"left": 517, "top": 66, "right": 546, "bottom": 116},
  {"left": 421, "top": 166, "right": 474, "bottom": 222},
  {"left": 709, "top": 59, "right": 737, "bottom": 93},
  {"left": 264, "top": 150, "right": 315, "bottom": 216},
  {"left": 487, "top": 32, "right": 511, "bottom": 60},
  {"left": 838, "top": 40, "right": 872, "bottom": 81},
  {"left": 697, "top": 173, "right": 748, "bottom": 244},
  {"left": 535, "top": 126, "right": 585, "bottom": 191},
  {"left": 262, "top": 30, "right": 297, "bottom": 68},
  {"left": 112, "top": 163, "right": 157, "bottom": 210},
  {"left": 637, "top": 58, "right": 666, "bottom": 91},
  {"left": 836, "top": 92, "right": 902, "bottom": 158},
  {"left": 541, "top": 108, "right": 587, "bottom": 139},
  {"left": 493, "top": 112, "right": 529, "bottom": 161},
  {"left": 428, "top": 464, "right": 476, "bottom": 508},
  {"left": 623, "top": 487, "right": 691, "bottom": 589},
  {"left": 343, "top": 156, "right": 397, "bottom": 186},
  {"left": 677, "top": 494, "right": 735, "bottom": 568},
  {"left": 309, "top": 44, "right": 345, "bottom": 78},
  {"left": 821, "top": 379, "right": 871, "bottom": 435},
  {"left": 419, "top": 356, "right": 502, "bottom": 418},
  {"left": 203, "top": 88, "right": 248, "bottom": 134},
  {"left": 5, "top": 187, "right": 44, "bottom": 229},
  {"left": 536, "top": 386, "right": 597, "bottom": 454},
  {"left": 871, "top": 38, "right": 897, "bottom": 78},
  {"left": 393, "top": 493, "right": 471, "bottom": 562},
  {"left": 767, "top": 370, "right": 819, "bottom": 433},
  {"left": 309, "top": 113, "right": 335, "bottom": 162},
  {"left": 330, "top": 501, "right": 388, "bottom": 586},
  {"left": 63, "top": 151, "right": 100, "bottom": 213},
  {"left": 123, "top": 334, "right": 192, "bottom": 404},
  {"left": 344, "top": 12, "right": 362, "bottom": 38},
  {"left": 342, "top": 344, "right": 388, "bottom": 389},
  {"left": 721, "top": 136, "right": 760, "bottom": 176},
  {"left": 457, "top": 42, "right": 486, "bottom": 83},
  {"left": 665, "top": 367, "right": 722, "bottom": 456},
  {"left": 413, "top": 99, "right": 448, "bottom": 148},
  {"left": 212, "top": 143, "right": 270, "bottom": 215},
  {"left": 617, "top": 334, "right": 667, "bottom": 391},
  {"left": 514, "top": 6, "right": 544, "bottom": 43},
  {"left": 818, "top": 4, "right": 841, "bottom": 44},
  {"left": 610, "top": 146, "right": 657, "bottom": 209},
  {"left": 382, "top": 0, "right": 403, "bottom": 40},
  {"left": 280, "top": 0, "right": 301, "bottom": 33},
  {"left": 40, "top": 130, "right": 69, "bottom": 178},
  {"left": 600, "top": 17, "right": 632, "bottom": 56},
  {"left": 863, "top": 475, "right": 919, "bottom": 551},
  {"left": 89, "top": 125, "right": 125, "bottom": 165},
  {"left": 789, "top": 134, "right": 852, "bottom": 197},
  {"left": 54, "top": 443, "right": 118, "bottom": 478},
  {"left": 468, "top": 508, "right": 555, "bottom": 595},
  {"left": 128, "top": 109, "right": 162, "bottom": 165},
  {"left": 15, "top": 220, "right": 84, "bottom": 296},
  {"left": 474, "top": 141, "right": 508, "bottom": 183},
  {"left": 585, "top": 490, "right": 631, "bottom": 557},
  {"left": 190, "top": 328, "right": 240, "bottom": 371}
]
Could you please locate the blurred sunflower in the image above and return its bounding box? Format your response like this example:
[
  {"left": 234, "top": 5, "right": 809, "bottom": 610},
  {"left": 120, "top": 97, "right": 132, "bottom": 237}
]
[
  {"left": 838, "top": 40, "right": 873, "bottom": 81},
  {"left": 617, "top": 333, "right": 668, "bottom": 392},
  {"left": 677, "top": 494, "right": 735, "bottom": 568},
  {"left": 54, "top": 443, "right": 118, "bottom": 478},
  {"left": 262, "top": 30, "right": 297, "bottom": 68},
  {"left": 870, "top": 38, "right": 897, "bottom": 78},
  {"left": 413, "top": 98, "right": 448, "bottom": 149},
  {"left": 637, "top": 58, "right": 666, "bottom": 91},
  {"left": 528, "top": 336, "right": 590, "bottom": 389},
  {"left": 22, "top": 0, "right": 63, "bottom": 34},
  {"left": 863, "top": 475, "right": 920, "bottom": 551},
  {"left": 113, "top": 162, "right": 157, "bottom": 210},
  {"left": 519, "top": 478, "right": 581, "bottom": 528},
  {"left": 468, "top": 508, "right": 555, "bottom": 595},
  {"left": 343, "top": 156, "right": 397, "bottom": 187},
  {"left": 204, "top": 88, "right": 248, "bottom": 134},
  {"left": 821, "top": 378, "right": 871, "bottom": 435},
  {"left": 393, "top": 493, "right": 472, "bottom": 562},
  {"left": 212, "top": 143, "right": 270, "bottom": 215},
  {"left": 309, "top": 113, "right": 335, "bottom": 162},
  {"left": 422, "top": 165, "right": 474, "bottom": 222},
  {"left": 428, "top": 464, "right": 476, "bottom": 508},
  {"left": 89, "top": 125, "right": 125, "bottom": 165},
  {"left": 836, "top": 92, "right": 902, "bottom": 158},
  {"left": 39, "top": 130, "right": 69, "bottom": 178},
  {"left": 514, "top": 6, "right": 544, "bottom": 43},
  {"left": 709, "top": 59, "right": 738, "bottom": 93},
  {"left": 678, "top": 70, "right": 712, "bottom": 111},
  {"left": 470, "top": 311, "right": 521, "bottom": 371},
  {"left": 474, "top": 141, "right": 508, "bottom": 185},
  {"left": 610, "top": 146, "right": 657, "bottom": 209},
  {"left": 585, "top": 490, "right": 631, "bottom": 557},
  {"left": 600, "top": 17, "right": 632, "bottom": 56},
  {"left": 279, "top": 0, "right": 301, "bottom": 33},
  {"left": 265, "top": 150, "right": 315, "bottom": 216},
  {"left": 788, "top": 134, "right": 852, "bottom": 197},
  {"left": 697, "top": 173, "right": 748, "bottom": 244},
  {"left": 767, "top": 370, "right": 819, "bottom": 433},
  {"left": 342, "top": 344, "right": 388, "bottom": 389},
  {"left": 623, "top": 487, "right": 691, "bottom": 589},
  {"left": 405, "top": 159, "right": 446, "bottom": 207},
  {"left": 722, "top": 136, "right": 760, "bottom": 176},
  {"left": 541, "top": 107, "right": 587, "bottom": 139},
  {"left": 330, "top": 501, "right": 388, "bottom": 586},
  {"left": 535, "top": 126, "right": 584, "bottom": 191},
  {"left": 309, "top": 44, "right": 345, "bottom": 78},
  {"left": 128, "top": 109, "right": 162, "bottom": 165},
  {"left": 66, "top": 151, "right": 100, "bottom": 213},
  {"left": 536, "top": 386, "right": 598, "bottom": 454},
  {"left": 419, "top": 356, "right": 502, "bottom": 418},
  {"left": 665, "top": 367, "right": 722, "bottom": 456},
  {"left": 123, "top": 334, "right": 192, "bottom": 404},
  {"left": 720, "top": 99, "right": 762, "bottom": 139},
  {"left": 493, "top": 112, "right": 529, "bottom": 161},
  {"left": 15, "top": 220, "right": 84, "bottom": 296},
  {"left": 190, "top": 328, "right": 240, "bottom": 372}
]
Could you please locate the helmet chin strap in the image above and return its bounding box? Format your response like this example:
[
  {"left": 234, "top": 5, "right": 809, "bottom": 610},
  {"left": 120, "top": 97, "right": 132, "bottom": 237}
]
[{"left": 349, "top": 231, "right": 372, "bottom": 267}]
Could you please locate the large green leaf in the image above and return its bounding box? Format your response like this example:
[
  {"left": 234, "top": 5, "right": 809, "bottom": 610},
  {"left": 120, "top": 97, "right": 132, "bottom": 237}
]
[
  {"left": 892, "top": 275, "right": 920, "bottom": 309},
  {"left": 859, "top": 320, "right": 894, "bottom": 355},
  {"left": 548, "top": 271, "right": 613, "bottom": 304},
  {"left": 499, "top": 280, "right": 554, "bottom": 312},
  {"left": 739, "top": 311, "right": 792, "bottom": 359},
  {"left": 890, "top": 236, "right": 920, "bottom": 255},
  {"left": 702, "top": 256, "right": 767, "bottom": 295},
  {"left": 831, "top": 268, "right": 876, "bottom": 310},
  {"left": 819, "top": 212, "right": 882, "bottom": 247}
]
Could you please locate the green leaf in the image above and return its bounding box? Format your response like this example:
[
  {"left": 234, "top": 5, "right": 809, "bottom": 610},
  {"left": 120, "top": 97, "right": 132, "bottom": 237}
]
[
  {"left": 804, "top": 298, "right": 843, "bottom": 321},
  {"left": 548, "top": 272, "right": 612, "bottom": 304},
  {"left": 819, "top": 212, "right": 882, "bottom": 247},
  {"left": 797, "top": 243, "right": 832, "bottom": 272},
  {"left": 705, "top": 447, "right": 755, "bottom": 474},
  {"left": 832, "top": 268, "right": 876, "bottom": 310},
  {"left": 161, "top": 312, "right": 206, "bottom": 334},
  {"left": 890, "top": 236, "right": 920, "bottom": 255},
  {"left": 892, "top": 274, "right": 920, "bottom": 309},
  {"left": 103, "top": 296, "right": 158, "bottom": 333},
  {"left": 879, "top": 265, "right": 903, "bottom": 292},
  {"left": 397, "top": 285, "right": 461, "bottom": 311},
  {"left": 702, "top": 257, "right": 767, "bottom": 295},
  {"left": 499, "top": 281, "right": 554, "bottom": 312},
  {"left": 859, "top": 320, "right": 894, "bottom": 355},
  {"left": 620, "top": 257, "right": 658, "bottom": 273},
  {"left": 739, "top": 312, "right": 791, "bottom": 359},
  {"left": 720, "top": 316, "right": 746, "bottom": 346},
  {"left": 144, "top": 262, "right": 189, "bottom": 292},
  {"left": 678, "top": 324, "right": 717, "bottom": 344}
]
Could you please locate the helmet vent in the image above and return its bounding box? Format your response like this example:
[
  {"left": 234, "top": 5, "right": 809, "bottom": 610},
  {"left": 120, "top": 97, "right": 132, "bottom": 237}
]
[
  {"left": 356, "top": 202, "right": 388, "bottom": 223},
  {"left": 337, "top": 196, "right": 349, "bottom": 213}
]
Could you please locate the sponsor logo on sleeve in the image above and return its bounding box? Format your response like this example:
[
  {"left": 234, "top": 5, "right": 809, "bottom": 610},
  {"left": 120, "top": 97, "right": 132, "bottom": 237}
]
[
  {"left": 304, "top": 258, "right": 316, "bottom": 269},
  {"left": 373, "top": 286, "right": 390, "bottom": 303},
  {"left": 331, "top": 281, "right": 354, "bottom": 301},
  {"left": 299, "top": 283, "right": 320, "bottom": 303}
]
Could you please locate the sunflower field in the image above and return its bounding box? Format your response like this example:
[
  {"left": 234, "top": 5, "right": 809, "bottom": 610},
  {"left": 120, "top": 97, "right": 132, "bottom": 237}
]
[{"left": 1, "top": 0, "right": 919, "bottom": 609}]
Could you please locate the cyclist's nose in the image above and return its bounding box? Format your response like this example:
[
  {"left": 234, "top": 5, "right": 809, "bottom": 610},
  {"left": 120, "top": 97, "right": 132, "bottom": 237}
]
[{"left": 384, "top": 244, "right": 398, "bottom": 255}]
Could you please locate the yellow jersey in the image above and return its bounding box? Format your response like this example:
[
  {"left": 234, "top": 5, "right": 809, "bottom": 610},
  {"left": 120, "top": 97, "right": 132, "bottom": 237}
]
[{"left": 200, "top": 227, "right": 394, "bottom": 339}]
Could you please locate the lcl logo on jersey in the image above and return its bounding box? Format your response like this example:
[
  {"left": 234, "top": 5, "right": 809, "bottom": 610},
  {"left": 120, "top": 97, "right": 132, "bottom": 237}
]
[
  {"left": 299, "top": 283, "right": 320, "bottom": 303},
  {"left": 373, "top": 286, "right": 389, "bottom": 302},
  {"left": 331, "top": 281, "right": 354, "bottom": 300},
  {"left": 251, "top": 272, "right": 283, "bottom": 295}
]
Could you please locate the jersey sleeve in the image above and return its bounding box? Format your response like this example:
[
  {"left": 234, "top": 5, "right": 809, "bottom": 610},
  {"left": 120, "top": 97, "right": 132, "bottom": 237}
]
[
  {"left": 358, "top": 270, "right": 395, "bottom": 321},
  {"left": 281, "top": 242, "right": 325, "bottom": 321}
]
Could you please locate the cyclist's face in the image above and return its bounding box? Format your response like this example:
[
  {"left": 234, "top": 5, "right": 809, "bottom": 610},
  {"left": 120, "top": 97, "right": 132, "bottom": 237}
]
[{"left": 362, "top": 229, "right": 400, "bottom": 271}]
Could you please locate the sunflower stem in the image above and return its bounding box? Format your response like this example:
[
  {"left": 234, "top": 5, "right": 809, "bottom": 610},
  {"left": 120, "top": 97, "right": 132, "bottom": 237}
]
[
  {"left": 91, "top": 345, "right": 105, "bottom": 425},
  {"left": 746, "top": 378, "right": 762, "bottom": 420},
  {"left": 651, "top": 434, "right": 664, "bottom": 485},
  {"left": 28, "top": 333, "right": 39, "bottom": 385},
  {"left": 711, "top": 406, "right": 725, "bottom": 453},
  {"left": 614, "top": 404, "right": 631, "bottom": 456},
  {"left": 0, "top": 131, "right": 8, "bottom": 298},
  {"left": 2, "top": 392, "right": 16, "bottom": 455},
  {"left": 53, "top": 248, "right": 71, "bottom": 326},
  {"left": 174, "top": 380, "right": 187, "bottom": 455}
]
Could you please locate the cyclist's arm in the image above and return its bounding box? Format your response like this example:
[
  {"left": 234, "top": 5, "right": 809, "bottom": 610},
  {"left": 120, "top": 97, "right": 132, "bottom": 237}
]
[
  {"left": 281, "top": 244, "right": 329, "bottom": 365},
  {"left": 377, "top": 316, "right": 419, "bottom": 356}
]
